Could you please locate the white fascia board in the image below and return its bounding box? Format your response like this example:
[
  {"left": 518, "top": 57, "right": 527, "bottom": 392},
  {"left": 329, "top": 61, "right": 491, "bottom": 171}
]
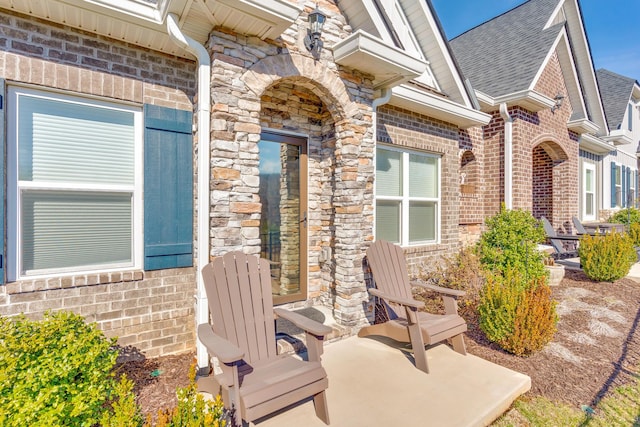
[
  {"left": 580, "top": 133, "right": 614, "bottom": 154},
  {"left": 333, "top": 30, "right": 427, "bottom": 90},
  {"left": 476, "top": 90, "right": 555, "bottom": 113},
  {"left": 567, "top": 118, "right": 600, "bottom": 134},
  {"left": 563, "top": 0, "right": 609, "bottom": 132},
  {"left": 543, "top": 0, "right": 566, "bottom": 29},
  {"left": 390, "top": 84, "right": 491, "bottom": 128},
  {"left": 409, "top": 0, "right": 472, "bottom": 107}
]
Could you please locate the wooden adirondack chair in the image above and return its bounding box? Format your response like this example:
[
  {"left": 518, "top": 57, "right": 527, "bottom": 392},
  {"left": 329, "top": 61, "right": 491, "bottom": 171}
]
[
  {"left": 542, "top": 216, "right": 580, "bottom": 258},
  {"left": 197, "top": 251, "right": 331, "bottom": 426},
  {"left": 359, "top": 240, "right": 467, "bottom": 374}
]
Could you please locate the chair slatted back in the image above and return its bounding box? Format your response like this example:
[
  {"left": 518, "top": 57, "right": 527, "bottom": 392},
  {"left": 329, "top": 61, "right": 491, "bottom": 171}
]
[
  {"left": 366, "top": 240, "right": 412, "bottom": 301},
  {"left": 572, "top": 216, "right": 587, "bottom": 234},
  {"left": 541, "top": 216, "right": 556, "bottom": 237},
  {"left": 202, "top": 251, "right": 277, "bottom": 365}
]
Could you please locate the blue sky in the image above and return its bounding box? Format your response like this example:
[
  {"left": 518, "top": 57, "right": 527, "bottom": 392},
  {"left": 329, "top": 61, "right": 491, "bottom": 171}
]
[{"left": 431, "top": 0, "right": 640, "bottom": 80}]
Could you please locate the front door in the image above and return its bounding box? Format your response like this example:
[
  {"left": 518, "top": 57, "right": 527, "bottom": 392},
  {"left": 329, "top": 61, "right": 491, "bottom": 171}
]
[{"left": 258, "top": 131, "right": 308, "bottom": 304}]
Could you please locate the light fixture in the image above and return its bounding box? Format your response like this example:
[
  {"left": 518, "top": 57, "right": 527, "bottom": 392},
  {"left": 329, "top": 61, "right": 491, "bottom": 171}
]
[
  {"left": 304, "top": 4, "right": 326, "bottom": 60},
  {"left": 551, "top": 93, "right": 565, "bottom": 113}
]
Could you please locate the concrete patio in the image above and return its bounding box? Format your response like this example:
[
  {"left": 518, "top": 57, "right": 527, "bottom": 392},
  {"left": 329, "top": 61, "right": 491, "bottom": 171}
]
[{"left": 253, "top": 335, "right": 531, "bottom": 427}]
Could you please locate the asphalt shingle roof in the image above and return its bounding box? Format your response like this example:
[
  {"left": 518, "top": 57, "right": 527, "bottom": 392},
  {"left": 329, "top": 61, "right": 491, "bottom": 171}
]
[
  {"left": 596, "top": 68, "right": 636, "bottom": 130},
  {"left": 449, "top": 0, "right": 562, "bottom": 98}
]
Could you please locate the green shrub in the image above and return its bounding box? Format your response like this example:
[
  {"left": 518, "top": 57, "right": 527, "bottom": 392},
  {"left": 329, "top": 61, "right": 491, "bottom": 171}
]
[
  {"left": 0, "top": 311, "right": 118, "bottom": 427},
  {"left": 100, "top": 375, "right": 144, "bottom": 427},
  {"left": 609, "top": 207, "right": 640, "bottom": 225},
  {"left": 629, "top": 222, "right": 640, "bottom": 247},
  {"left": 478, "top": 206, "right": 547, "bottom": 281},
  {"left": 578, "top": 231, "right": 636, "bottom": 282},
  {"left": 479, "top": 269, "right": 557, "bottom": 356},
  {"left": 152, "top": 364, "right": 227, "bottom": 427}
]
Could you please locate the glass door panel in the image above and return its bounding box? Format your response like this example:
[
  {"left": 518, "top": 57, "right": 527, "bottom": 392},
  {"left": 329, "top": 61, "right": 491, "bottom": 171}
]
[{"left": 258, "top": 132, "right": 307, "bottom": 304}]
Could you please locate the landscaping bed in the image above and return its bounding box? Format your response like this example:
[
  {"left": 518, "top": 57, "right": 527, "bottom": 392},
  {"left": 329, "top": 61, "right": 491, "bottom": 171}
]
[{"left": 119, "top": 269, "right": 640, "bottom": 420}]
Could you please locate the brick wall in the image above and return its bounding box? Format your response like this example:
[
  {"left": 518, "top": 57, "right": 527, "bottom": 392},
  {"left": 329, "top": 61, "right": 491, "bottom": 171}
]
[
  {"left": 480, "top": 51, "right": 579, "bottom": 231},
  {"left": 0, "top": 9, "right": 198, "bottom": 357},
  {"left": 377, "top": 104, "right": 461, "bottom": 276}
]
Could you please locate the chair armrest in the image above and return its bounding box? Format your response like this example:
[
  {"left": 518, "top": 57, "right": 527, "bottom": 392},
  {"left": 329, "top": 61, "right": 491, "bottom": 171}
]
[
  {"left": 368, "top": 287, "right": 425, "bottom": 309},
  {"left": 274, "top": 308, "right": 332, "bottom": 337},
  {"left": 197, "top": 324, "right": 244, "bottom": 364},
  {"left": 411, "top": 281, "right": 466, "bottom": 298}
]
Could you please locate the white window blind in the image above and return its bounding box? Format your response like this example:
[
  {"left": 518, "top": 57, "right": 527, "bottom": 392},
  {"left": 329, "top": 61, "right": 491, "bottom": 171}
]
[
  {"left": 10, "top": 89, "right": 138, "bottom": 278},
  {"left": 376, "top": 146, "right": 440, "bottom": 246}
]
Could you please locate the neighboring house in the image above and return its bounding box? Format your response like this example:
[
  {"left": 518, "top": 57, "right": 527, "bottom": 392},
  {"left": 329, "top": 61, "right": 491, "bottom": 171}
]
[
  {"left": 596, "top": 69, "right": 640, "bottom": 216},
  {"left": 449, "top": 0, "right": 611, "bottom": 236},
  {"left": 0, "top": 0, "right": 491, "bottom": 369}
]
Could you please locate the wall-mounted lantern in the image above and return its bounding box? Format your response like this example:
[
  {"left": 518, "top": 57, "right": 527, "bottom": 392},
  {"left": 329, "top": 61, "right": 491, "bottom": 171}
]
[{"left": 304, "top": 4, "right": 326, "bottom": 60}]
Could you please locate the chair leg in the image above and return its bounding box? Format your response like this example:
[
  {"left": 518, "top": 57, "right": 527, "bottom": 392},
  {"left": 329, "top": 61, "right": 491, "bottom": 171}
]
[
  {"left": 450, "top": 334, "right": 467, "bottom": 355},
  {"left": 313, "top": 390, "right": 330, "bottom": 425},
  {"left": 407, "top": 322, "right": 429, "bottom": 374}
]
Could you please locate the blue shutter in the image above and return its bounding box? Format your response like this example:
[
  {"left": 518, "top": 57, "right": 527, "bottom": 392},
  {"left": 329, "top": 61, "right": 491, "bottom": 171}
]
[
  {"left": 627, "top": 167, "right": 632, "bottom": 207},
  {"left": 620, "top": 166, "right": 627, "bottom": 208},
  {"left": 633, "top": 170, "right": 638, "bottom": 205},
  {"left": 611, "top": 162, "right": 617, "bottom": 208},
  {"left": 0, "top": 79, "right": 4, "bottom": 284},
  {"left": 144, "top": 105, "right": 193, "bottom": 270}
]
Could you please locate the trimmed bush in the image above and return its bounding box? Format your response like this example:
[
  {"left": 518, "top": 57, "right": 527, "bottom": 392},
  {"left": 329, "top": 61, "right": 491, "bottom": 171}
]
[
  {"left": 629, "top": 222, "right": 640, "bottom": 247},
  {"left": 152, "top": 364, "right": 227, "bottom": 427},
  {"left": 478, "top": 206, "right": 547, "bottom": 281},
  {"left": 578, "top": 231, "right": 636, "bottom": 282},
  {"left": 609, "top": 207, "right": 640, "bottom": 225},
  {"left": 0, "top": 311, "right": 118, "bottom": 427},
  {"left": 479, "top": 270, "right": 557, "bottom": 356}
]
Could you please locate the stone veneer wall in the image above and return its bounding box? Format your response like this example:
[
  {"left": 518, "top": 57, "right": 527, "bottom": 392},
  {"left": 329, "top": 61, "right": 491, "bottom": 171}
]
[
  {"left": 376, "top": 104, "right": 462, "bottom": 276},
  {"left": 207, "top": 2, "right": 376, "bottom": 327},
  {"left": 0, "top": 9, "right": 198, "bottom": 357}
]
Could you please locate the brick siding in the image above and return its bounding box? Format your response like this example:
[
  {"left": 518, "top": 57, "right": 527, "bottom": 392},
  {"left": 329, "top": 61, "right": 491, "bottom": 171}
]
[{"left": 0, "top": 9, "right": 197, "bottom": 357}]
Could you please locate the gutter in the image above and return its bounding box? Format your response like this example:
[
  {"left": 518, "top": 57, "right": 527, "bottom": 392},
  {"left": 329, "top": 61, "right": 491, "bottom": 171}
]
[
  {"left": 166, "top": 13, "right": 211, "bottom": 372},
  {"left": 499, "top": 103, "right": 513, "bottom": 209}
]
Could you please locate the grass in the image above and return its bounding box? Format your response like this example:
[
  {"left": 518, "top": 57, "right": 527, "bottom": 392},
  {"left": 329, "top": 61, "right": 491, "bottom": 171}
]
[{"left": 494, "top": 372, "right": 640, "bottom": 426}]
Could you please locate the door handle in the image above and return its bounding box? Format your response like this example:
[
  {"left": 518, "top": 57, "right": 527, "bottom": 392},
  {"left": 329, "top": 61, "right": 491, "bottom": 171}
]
[{"left": 300, "top": 211, "right": 307, "bottom": 228}]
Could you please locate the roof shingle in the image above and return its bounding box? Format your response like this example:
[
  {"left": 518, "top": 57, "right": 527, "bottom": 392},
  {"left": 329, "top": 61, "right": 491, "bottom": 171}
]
[{"left": 449, "top": 0, "right": 562, "bottom": 98}]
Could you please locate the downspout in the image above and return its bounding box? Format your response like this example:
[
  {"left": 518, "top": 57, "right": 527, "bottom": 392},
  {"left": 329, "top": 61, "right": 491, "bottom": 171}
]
[
  {"left": 371, "top": 87, "right": 391, "bottom": 241},
  {"left": 499, "top": 102, "right": 513, "bottom": 209},
  {"left": 166, "top": 13, "right": 211, "bottom": 371}
]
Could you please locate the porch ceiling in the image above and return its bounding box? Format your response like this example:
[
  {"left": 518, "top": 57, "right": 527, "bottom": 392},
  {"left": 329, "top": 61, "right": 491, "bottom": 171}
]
[
  {"left": 0, "top": 0, "right": 301, "bottom": 59},
  {"left": 332, "top": 30, "right": 427, "bottom": 90}
]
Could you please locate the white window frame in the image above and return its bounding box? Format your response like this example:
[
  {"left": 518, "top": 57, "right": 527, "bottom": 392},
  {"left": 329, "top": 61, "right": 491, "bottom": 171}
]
[
  {"left": 582, "top": 162, "right": 596, "bottom": 221},
  {"left": 375, "top": 144, "right": 441, "bottom": 246},
  {"left": 615, "top": 165, "right": 622, "bottom": 208},
  {"left": 7, "top": 86, "right": 143, "bottom": 280}
]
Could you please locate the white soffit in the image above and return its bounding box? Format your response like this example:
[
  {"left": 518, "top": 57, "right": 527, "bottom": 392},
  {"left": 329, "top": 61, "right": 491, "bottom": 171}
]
[
  {"left": 0, "top": 0, "right": 300, "bottom": 58},
  {"left": 603, "top": 129, "right": 634, "bottom": 146},
  {"left": 580, "top": 133, "right": 613, "bottom": 154},
  {"left": 476, "top": 90, "right": 555, "bottom": 113},
  {"left": 333, "top": 30, "right": 427, "bottom": 90},
  {"left": 567, "top": 118, "right": 599, "bottom": 135},
  {"left": 390, "top": 84, "right": 491, "bottom": 129}
]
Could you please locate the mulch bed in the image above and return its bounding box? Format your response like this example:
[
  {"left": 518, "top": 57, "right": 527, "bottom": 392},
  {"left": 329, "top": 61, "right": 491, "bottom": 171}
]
[{"left": 118, "top": 269, "right": 640, "bottom": 418}]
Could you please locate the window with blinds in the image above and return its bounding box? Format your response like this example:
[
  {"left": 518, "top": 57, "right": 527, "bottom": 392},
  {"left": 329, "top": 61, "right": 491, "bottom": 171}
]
[
  {"left": 375, "top": 146, "right": 440, "bottom": 245},
  {"left": 8, "top": 87, "right": 141, "bottom": 279}
]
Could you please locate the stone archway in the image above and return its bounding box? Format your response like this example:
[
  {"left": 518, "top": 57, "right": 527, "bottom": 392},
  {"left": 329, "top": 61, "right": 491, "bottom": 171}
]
[
  {"left": 231, "top": 53, "right": 375, "bottom": 327},
  {"left": 531, "top": 139, "right": 569, "bottom": 226}
]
